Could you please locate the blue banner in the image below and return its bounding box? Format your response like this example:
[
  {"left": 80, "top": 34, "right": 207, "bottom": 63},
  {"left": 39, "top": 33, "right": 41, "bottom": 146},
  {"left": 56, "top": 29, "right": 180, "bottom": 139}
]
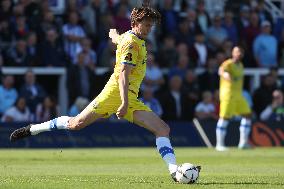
[{"left": 0, "top": 121, "right": 204, "bottom": 148}]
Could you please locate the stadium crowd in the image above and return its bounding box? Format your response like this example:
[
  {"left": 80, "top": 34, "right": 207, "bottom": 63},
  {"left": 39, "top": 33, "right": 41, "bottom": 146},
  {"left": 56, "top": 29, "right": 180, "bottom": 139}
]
[{"left": 0, "top": 0, "right": 284, "bottom": 122}]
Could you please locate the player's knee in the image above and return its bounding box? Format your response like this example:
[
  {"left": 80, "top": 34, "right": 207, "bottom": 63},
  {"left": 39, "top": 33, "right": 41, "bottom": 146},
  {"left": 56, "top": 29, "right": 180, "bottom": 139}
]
[
  {"left": 156, "top": 123, "right": 170, "bottom": 137},
  {"left": 68, "top": 117, "right": 85, "bottom": 130}
]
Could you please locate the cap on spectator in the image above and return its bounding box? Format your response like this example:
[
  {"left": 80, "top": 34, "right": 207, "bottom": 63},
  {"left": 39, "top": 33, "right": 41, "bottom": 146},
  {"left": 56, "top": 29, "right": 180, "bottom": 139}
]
[{"left": 261, "top": 20, "right": 271, "bottom": 27}]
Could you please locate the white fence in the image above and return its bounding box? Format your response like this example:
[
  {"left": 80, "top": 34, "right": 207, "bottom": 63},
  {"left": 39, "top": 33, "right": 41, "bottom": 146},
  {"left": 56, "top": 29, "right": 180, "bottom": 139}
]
[{"left": 2, "top": 67, "right": 283, "bottom": 115}]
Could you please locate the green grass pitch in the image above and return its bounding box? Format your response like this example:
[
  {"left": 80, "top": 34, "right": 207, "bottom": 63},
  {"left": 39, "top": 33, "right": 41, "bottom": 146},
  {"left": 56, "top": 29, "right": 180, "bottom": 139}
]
[{"left": 0, "top": 147, "right": 283, "bottom": 189}]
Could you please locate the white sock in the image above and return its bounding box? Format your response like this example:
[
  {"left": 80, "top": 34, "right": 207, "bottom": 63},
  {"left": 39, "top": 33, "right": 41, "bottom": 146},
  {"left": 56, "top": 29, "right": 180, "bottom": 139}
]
[
  {"left": 156, "top": 137, "right": 177, "bottom": 174},
  {"left": 239, "top": 118, "right": 251, "bottom": 146},
  {"left": 216, "top": 119, "right": 229, "bottom": 147},
  {"left": 30, "top": 116, "right": 70, "bottom": 135}
]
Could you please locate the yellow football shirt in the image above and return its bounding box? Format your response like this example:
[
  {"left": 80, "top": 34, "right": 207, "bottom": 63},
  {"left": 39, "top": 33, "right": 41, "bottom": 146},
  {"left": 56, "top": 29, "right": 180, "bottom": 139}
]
[
  {"left": 107, "top": 30, "right": 147, "bottom": 96},
  {"left": 219, "top": 59, "right": 244, "bottom": 100},
  {"left": 91, "top": 31, "right": 151, "bottom": 122}
]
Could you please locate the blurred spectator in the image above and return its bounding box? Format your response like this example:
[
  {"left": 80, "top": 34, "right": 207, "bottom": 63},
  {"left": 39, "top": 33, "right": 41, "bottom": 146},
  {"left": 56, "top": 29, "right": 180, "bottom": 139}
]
[
  {"left": 175, "top": 18, "right": 193, "bottom": 46},
  {"left": 253, "top": 21, "right": 277, "bottom": 67},
  {"left": 80, "top": 0, "right": 107, "bottom": 36},
  {"left": 114, "top": 4, "right": 131, "bottom": 34},
  {"left": 98, "top": 39, "right": 116, "bottom": 68},
  {"left": 26, "top": 31, "right": 40, "bottom": 66},
  {"left": 36, "top": 96, "right": 58, "bottom": 122},
  {"left": 12, "top": 15, "right": 29, "bottom": 39},
  {"left": 6, "top": 39, "right": 29, "bottom": 66},
  {"left": 199, "top": 57, "right": 219, "bottom": 92},
  {"left": 139, "top": 87, "right": 163, "bottom": 117},
  {"left": 1, "top": 97, "right": 31, "bottom": 122},
  {"left": 12, "top": 3, "right": 24, "bottom": 18},
  {"left": 141, "top": 52, "right": 164, "bottom": 92},
  {"left": 241, "top": 11, "right": 260, "bottom": 67},
  {"left": 0, "top": 20, "right": 13, "bottom": 48},
  {"left": 66, "top": 0, "right": 88, "bottom": 12},
  {"left": 19, "top": 70, "right": 46, "bottom": 114},
  {"left": 160, "top": 0, "right": 178, "bottom": 36},
  {"left": 236, "top": 5, "right": 250, "bottom": 36},
  {"left": 195, "top": 91, "right": 217, "bottom": 120},
  {"left": 0, "top": 75, "right": 18, "bottom": 116},
  {"left": 113, "top": 0, "right": 132, "bottom": 15},
  {"left": 168, "top": 54, "right": 189, "bottom": 79},
  {"left": 260, "top": 90, "right": 284, "bottom": 121},
  {"left": 22, "top": 0, "right": 41, "bottom": 31},
  {"left": 68, "top": 96, "right": 89, "bottom": 116},
  {"left": 38, "top": 10, "right": 60, "bottom": 39},
  {"left": 215, "top": 50, "right": 226, "bottom": 65},
  {"left": 0, "top": 0, "right": 13, "bottom": 47},
  {"left": 157, "top": 35, "right": 177, "bottom": 68},
  {"left": 97, "top": 12, "right": 115, "bottom": 42},
  {"left": 62, "top": 11, "right": 86, "bottom": 63},
  {"left": 253, "top": 74, "right": 277, "bottom": 117},
  {"left": 222, "top": 10, "right": 238, "bottom": 45},
  {"left": 269, "top": 67, "right": 282, "bottom": 88},
  {"left": 254, "top": 0, "right": 273, "bottom": 24},
  {"left": 75, "top": 37, "right": 97, "bottom": 71},
  {"left": 185, "top": 9, "right": 202, "bottom": 42},
  {"left": 195, "top": 0, "right": 211, "bottom": 34},
  {"left": 41, "top": 28, "right": 66, "bottom": 67},
  {"left": 67, "top": 52, "right": 96, "bottom": 104},
  {"left": 189, "top": 32, "right": 208, "bottom": 67},
  {"left": 0, "top": 53, "right": 3, "bottom": 67},
  {"left": 278, "top": 29, "right": 284, "bottom": 67},
  {"left": 176, "top": 42, "right": 189, "bottom": 57},
  {"left": 0, "top": 0, "right": 13, "bottom": 22},
  {"left": 222, "top": 40, "right": 234, "bottom": 58},
  {"left": 183, "top": 69, "right": 200, "bottom": 103},
  {"left": 0, "top": 54, "right": 2, "bottom": 81},
  {"left": 206, "top": 15, "right": 228, "bottom": 52},
  {"left": 160, "top": 75, "right": 190, "bottom": 121}
]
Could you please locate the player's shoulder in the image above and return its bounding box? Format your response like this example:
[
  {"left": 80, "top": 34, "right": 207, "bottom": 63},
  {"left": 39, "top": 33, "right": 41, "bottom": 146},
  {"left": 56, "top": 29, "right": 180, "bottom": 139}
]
[
  {"left": 221, "top": 59, "right": 233, "bottom": 67},
  {"left": 119, "top": 31, "right": 140, "bottom": 50},
  {"left": 120, "top": 31, "right": 140, "bottom": 44}
]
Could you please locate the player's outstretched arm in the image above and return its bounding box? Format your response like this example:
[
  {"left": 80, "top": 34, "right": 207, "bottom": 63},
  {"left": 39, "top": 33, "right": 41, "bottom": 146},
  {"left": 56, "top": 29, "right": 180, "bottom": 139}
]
[{"left": 109, "top": 29, "right": 120, "bottom": 44}]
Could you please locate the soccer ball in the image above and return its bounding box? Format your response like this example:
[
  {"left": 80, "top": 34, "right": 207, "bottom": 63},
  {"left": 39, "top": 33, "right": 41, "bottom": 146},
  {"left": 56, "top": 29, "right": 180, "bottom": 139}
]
[{"left": 175, "top": 163, "right": 200, "bottom": 184}]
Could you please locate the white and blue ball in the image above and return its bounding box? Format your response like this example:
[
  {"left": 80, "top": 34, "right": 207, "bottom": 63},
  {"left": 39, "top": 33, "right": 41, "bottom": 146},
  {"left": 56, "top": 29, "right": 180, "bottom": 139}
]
[{"left": 176, "top": 163, "right": 200, "bottom": 184}]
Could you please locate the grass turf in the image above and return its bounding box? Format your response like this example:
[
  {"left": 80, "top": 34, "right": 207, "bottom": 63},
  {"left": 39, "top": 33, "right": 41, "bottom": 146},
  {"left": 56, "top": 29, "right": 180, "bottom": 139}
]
[{"left": 0, "top": 147, "right": 283, "bottom": 189}]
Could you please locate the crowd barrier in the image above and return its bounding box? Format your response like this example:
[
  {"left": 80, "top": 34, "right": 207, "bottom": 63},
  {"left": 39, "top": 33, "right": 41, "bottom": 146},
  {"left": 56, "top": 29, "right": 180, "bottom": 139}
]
[
  {"left": 1, "top": 120, "right": 283, "bottom": 148},
  {"left": 0, "top": 121, "right": 203, "bottom": 148}
]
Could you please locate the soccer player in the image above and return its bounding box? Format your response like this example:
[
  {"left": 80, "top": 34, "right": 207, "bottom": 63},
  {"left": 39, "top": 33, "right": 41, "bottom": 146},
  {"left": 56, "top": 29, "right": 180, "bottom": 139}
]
[
  {"left": 10, "top": 5, "right": 200, "bottom": 182},
  {"left": 216, "top": 46, "right": 252, "bottom": 151}
]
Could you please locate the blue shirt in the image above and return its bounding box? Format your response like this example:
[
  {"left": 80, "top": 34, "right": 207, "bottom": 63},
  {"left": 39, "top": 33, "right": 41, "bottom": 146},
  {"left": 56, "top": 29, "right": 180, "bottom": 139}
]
[
  {"left": 0, "top": 86, "right": 18, "bottom": 114},
  {"left": 139, "top": 97, "right": 163, "bottom": 116},
  {"left": 68, "top": 105, "right": 80, "bottom": 117},
  {"left": 253, "top": 34, "right": 277, "bottom": 67}
]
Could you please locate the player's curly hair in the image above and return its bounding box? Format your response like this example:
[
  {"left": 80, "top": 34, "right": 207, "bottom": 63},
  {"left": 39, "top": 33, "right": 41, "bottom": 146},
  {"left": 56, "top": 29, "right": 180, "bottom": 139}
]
[{"left": 130, "top": 4, "right": 161, "bottom": 27}]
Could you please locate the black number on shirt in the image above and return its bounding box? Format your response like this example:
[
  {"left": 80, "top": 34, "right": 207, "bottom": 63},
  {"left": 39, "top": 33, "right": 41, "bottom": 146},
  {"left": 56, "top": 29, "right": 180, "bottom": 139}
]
[{"left": 125, "top": 53, "right": 133, "bottom": 61}]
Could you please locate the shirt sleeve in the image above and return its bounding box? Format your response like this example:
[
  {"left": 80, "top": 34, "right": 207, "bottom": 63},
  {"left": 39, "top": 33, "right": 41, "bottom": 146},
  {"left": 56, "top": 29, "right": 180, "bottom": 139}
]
[
  {"left": 221, "top": 61, "right": 231, "bottom": 73},
  {"left": 120, "top": 41, "right": 139, "bottom": 67}
]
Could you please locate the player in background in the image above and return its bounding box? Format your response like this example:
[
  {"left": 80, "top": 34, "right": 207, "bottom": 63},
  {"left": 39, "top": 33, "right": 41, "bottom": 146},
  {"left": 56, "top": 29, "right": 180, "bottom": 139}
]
[
  {"left": 10, "top": 4, "right": 200, "bottom": 182},
  {"left": 216, "top": 46, "right": 252, "bottom": 151}
]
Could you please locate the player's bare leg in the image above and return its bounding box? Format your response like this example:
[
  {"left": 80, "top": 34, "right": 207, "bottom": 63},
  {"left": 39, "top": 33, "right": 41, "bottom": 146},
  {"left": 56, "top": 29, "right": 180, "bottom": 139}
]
[
  {"left": 133, "top": 110, "right": 201, "bottom": 182},
  {"left": 10, "top": 102, "right": 105, "bottom": 142},
  {"left": 238, "top": 114, "right": 252, "bottom": 149}
]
